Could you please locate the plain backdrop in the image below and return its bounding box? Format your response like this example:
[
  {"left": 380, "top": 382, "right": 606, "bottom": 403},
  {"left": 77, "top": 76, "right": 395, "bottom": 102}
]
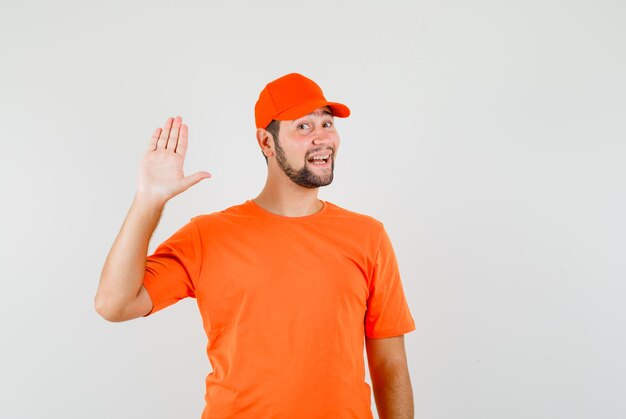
[{"left": 1, "top": 0, "right": 624, "bottom": 418}]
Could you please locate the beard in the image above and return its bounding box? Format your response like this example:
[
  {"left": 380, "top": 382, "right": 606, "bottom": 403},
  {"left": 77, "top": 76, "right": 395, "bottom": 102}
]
[{"left": 274, "top": 137, "right": 334, "bottom": 188}]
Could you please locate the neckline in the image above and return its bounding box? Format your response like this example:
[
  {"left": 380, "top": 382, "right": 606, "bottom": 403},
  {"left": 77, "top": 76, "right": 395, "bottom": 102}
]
[{"left": 246, "top": 199, "right": 328, "bottom": 220}]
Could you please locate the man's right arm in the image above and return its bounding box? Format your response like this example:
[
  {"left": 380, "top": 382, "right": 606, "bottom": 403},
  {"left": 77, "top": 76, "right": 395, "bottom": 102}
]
[
  {"left": 94, "top": 194, "right": 164, "bottom": 322},
  {"left": 94, "top": 116, "right": 211, "bottom": 322}
]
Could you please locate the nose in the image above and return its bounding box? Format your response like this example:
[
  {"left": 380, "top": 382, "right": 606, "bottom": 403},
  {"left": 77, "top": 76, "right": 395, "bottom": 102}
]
[
  {"left": 313, "top": 136, "right": 331, "bottom": 147},
  {"left": 312, "top": 127, "right": 332, "bottom": 146}
]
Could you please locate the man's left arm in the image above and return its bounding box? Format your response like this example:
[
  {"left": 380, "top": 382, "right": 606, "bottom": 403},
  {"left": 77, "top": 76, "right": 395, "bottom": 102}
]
[{"left": 365, "top": 335, "right": 414, "bottom": 419}]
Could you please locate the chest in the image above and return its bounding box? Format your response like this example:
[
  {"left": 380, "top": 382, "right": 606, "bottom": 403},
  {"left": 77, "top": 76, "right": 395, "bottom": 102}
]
[{"left": 196, "top": 226, "right": 371, "bottom": 332}]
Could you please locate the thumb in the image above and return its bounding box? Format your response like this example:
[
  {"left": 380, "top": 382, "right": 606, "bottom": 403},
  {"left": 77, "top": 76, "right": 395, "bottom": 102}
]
[{"left": 180, "top": 171, "right": 212, "bottom": 192}]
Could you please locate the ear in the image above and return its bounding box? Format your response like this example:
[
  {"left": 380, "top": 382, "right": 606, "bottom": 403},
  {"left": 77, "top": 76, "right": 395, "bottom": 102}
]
[{"left": 256, "top": 128, "right": 274, "bottom": 157}]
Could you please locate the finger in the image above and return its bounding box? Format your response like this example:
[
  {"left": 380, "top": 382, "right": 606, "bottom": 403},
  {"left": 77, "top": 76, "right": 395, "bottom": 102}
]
[
  {"left": 179, "top": 171, "right": 212, "bottom": 192},
  {"left": 156, "top": 117, "right": 174, "bottom": 149},
  {"left": 166, "top": 116, "right": 182, "bottom": 150},
  {"left": 148, "top": 128, "right": 161, "bottom": 151},
  {"left": 175, "top": 123, "right": 189, "bottom": 156}
]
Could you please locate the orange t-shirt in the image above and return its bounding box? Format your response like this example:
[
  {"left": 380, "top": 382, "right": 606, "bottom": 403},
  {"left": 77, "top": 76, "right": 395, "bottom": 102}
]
[{"left": 142, "top": 199, "right": 416, "bottom": 418}]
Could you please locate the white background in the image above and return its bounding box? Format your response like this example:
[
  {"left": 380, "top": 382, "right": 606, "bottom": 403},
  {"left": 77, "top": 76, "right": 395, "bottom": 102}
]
[{"left": 1, "top": 0, "right": 624, "bottom": 418}]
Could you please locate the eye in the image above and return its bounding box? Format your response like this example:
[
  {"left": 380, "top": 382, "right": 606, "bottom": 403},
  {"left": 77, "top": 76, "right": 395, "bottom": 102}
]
[
  {"left": 297, "top": 122, "right": 311, "bottom": 130},
  {"left": 323, "top": 121, "right": 334, "bottom": 128}
]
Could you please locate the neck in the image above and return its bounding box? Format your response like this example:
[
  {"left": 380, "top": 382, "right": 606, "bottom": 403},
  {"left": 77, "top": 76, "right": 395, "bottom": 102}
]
[{"left": 254, "top": 177, "right": 322, "bottom": 217}]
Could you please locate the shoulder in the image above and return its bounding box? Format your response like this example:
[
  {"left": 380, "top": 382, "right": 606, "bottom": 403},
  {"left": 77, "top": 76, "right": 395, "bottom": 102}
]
[
  {"left": 188, "top": 201, "right": 257, "bottom": 229},
  {"left": 324, "top": 201, "right": 385, "bottom": 232}
]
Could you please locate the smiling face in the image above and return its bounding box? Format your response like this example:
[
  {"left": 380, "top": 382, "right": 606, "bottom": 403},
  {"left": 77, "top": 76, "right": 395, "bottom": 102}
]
[{"left": 271, "top": 106, "right": 340, "bottom": 188}]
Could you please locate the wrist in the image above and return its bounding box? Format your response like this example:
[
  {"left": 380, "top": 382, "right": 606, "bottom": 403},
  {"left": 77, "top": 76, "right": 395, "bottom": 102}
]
[{"left": 132, "top": 191, "right": 167, "bottom": 212}]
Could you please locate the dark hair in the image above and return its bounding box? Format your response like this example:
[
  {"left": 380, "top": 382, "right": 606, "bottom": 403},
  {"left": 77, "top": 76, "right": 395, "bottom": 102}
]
[{"left": 263, "top": 120, "right": 281, "bottom": 164}]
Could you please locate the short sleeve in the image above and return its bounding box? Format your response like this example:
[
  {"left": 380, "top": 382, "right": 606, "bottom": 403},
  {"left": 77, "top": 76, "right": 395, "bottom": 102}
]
[
  {"left": 142, "top": 218, "right": 202, "bottom": 317},
  {"left": 364, "top": 224, "right": 416, "bottom": 338}
]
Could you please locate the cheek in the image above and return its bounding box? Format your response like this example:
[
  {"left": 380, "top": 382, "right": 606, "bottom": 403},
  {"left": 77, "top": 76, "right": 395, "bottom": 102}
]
[{"left": 288, "top": 144, "right": 309, "bottom": 163}]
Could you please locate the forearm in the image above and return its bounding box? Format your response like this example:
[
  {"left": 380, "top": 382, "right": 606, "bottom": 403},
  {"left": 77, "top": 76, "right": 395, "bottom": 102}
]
[
  {"left": 370, "top": 363, "right": 414, "bottom": 419},
  {"left": 95, "top": 193, "right": 164, "bottom": 316}
]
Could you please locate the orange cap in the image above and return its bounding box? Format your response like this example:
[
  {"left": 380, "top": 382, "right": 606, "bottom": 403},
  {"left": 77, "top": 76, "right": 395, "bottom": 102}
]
[{"left": 254, "top": 73, "right": 350, "bottom": 129}]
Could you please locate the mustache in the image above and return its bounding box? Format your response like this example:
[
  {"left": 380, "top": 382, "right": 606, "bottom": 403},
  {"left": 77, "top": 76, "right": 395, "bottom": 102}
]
[{"left": 307, "top": 147, "right": 334, "bottom": 157}]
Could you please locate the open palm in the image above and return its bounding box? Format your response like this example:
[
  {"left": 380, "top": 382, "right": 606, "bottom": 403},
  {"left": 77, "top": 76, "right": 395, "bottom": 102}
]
[{"left": 137, "top": 116, "right": 211, "bottom": 206}]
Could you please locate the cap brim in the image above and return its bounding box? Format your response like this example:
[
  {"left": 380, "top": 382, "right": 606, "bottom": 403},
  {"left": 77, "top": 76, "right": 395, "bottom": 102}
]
[{"left": 274, "top": 99, "right": 350, "bottom": 122}]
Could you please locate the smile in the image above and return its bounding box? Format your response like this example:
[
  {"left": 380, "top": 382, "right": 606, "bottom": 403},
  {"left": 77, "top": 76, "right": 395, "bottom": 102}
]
[{"left": 307, "top": 155, "right": 331, "bottom": 166}]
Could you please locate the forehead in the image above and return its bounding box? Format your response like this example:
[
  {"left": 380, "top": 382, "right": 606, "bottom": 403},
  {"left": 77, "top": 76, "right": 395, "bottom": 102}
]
[{"left": 293, "top": 106, "right": 333, "bottom": 121}]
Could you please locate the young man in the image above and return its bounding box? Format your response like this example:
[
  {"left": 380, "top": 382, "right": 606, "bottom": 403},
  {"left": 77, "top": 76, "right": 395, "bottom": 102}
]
[{"left": 95, "top": 73, "right": 416, "bottom": 418}]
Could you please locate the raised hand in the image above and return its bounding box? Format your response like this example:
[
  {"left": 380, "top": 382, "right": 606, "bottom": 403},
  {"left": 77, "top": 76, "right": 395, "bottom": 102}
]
[{"left": 136, "top": 116, "right": 211, "bottom": 207}]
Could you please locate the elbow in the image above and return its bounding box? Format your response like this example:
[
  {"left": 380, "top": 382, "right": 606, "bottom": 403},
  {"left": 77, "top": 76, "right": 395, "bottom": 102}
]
[{"left": 94, "top": 296, "right": 125, "bottom": 323}]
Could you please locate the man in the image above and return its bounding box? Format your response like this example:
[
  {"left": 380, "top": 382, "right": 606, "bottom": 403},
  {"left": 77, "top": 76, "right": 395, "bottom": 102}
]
[{"left": 95, "top": 73, "right": 416, "bottom": 418}]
